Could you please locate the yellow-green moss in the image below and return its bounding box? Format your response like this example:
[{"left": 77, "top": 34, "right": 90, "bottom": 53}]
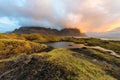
[{"left": 45, "top": 48, "right": 116, "bottom": 80}]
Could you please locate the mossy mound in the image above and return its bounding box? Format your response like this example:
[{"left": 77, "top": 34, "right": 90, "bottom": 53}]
[
  {"left": 0, "top": 54, "right": 74, "bottom": 80},
  {"left": 0, "top": 49, "right": 116, "bottom": 80},
  {"left": 0, "top": 39, "right": 47, "bottom": 59},
  {"left": 47, "top": 48, "right": 115, "bottom": 80}
]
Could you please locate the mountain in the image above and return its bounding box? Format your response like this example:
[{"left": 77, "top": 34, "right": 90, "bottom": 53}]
[{"left": 12, "top": 26, "right": 86, "bottom": 36}]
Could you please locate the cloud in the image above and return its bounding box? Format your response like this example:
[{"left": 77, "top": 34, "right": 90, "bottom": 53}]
[
  {"left": 0, "top": 17, "right": 20, "bottom": 32},
  {"left": 0, "top": 0, "right": 120, "bottom": 32}
]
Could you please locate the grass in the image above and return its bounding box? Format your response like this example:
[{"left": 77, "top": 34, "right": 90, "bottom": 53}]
[
  {"left": 69, "top": 38, "right": 120, "bottom": 54},
  {"left": 0, "top": 48, "right": 116, "bottom": 80},
  {"left": 46, "top": 48, "right": 115, "bottom": 80},
  {"left": 0, "top": 33, "right": 119, "bottom": 79},
  {"left": 71, "top": 48, "right": 120, "bottom": 79},
  {"left": 0, "top": 54, "right": 73, "bottom": 80},
  {"left": 0, "top": 33, "right": 67, "bottom": 43},
  {"left": 0, "top": 39, "right": 48, "bottom": 59},
  {"left": 88, "top": 49, "right": 120, "bottom": 66}
]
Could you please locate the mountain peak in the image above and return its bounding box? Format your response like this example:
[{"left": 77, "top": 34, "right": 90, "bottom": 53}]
[{"left": 12, "top": 26, "right": 86, "bottom": 36}]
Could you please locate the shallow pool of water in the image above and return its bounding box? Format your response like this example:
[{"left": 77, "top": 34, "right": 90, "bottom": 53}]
[{"left": 46, "top": 42, "right": 84, "bottom": 48}]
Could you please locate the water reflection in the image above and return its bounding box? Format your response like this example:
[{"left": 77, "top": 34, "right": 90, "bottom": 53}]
[{"left": 46, "top": 42, "right": 84, "bottom": 48}]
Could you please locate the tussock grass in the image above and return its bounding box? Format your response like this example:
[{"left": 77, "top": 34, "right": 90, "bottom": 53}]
[
  {"left": 71, "top": 48, "right": 120, "bottom": 79},
  {"left": 0, "top": 33, "right": 67, "bottom": 43},
  {"left": 0, "top": 49, "right": 116, "bottom": 80},
  {"left": 46, "top": 48, "right": 115, "bottom": 80},
  {"left": 0, "top": 39, "right": 47, "bottom": 59}
]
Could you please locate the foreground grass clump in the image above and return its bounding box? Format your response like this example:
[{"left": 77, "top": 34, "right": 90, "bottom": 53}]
[
  {"left": 47, "top": 48, "right": 115, "bottom": 80},
  {"left": 0, "top": 54, "right": 73, "bottom": 80},
  {"left": 88, "top": 49, "right": 120, "bottom": 66},
  {"left": 71, "top": 48, "right": 120, "bottom": 79},
  {"left": 0, "top": 39, "right": 47, "bottom": 59},
  {"left": 0, "top": 49, "right": 116, "bottom": 80}
]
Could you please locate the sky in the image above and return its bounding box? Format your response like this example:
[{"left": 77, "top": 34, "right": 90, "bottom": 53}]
[{"left": 0, "top": 0, "right": 120, "bottom": 33}]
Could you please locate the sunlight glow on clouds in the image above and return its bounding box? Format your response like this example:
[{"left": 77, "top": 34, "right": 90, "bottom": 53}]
[{"left": 0, "top": 0, "right": 120, "bottom": 32}]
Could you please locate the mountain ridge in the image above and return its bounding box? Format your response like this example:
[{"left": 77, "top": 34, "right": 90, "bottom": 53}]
[{"left": 12, "top": 26, "right": 86, "bottom": 36}]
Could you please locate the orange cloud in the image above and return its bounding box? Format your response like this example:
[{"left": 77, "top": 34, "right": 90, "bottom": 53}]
[{"left": 105, "top": 19, "right": 120, "bottom": 32}]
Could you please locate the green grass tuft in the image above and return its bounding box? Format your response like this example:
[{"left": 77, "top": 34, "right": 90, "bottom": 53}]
[{"left": 46, "top": 48, "right": 115, "bottom": 80}]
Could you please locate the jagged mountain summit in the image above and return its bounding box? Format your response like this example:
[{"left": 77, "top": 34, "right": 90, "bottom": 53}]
[{"left": 12, "top": 26, "right": 86, "bottom": 36}]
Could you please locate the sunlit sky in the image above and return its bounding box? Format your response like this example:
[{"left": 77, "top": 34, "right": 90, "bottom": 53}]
[{"left": 0, "top": 0, "right": 120, "bottom": 32}]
